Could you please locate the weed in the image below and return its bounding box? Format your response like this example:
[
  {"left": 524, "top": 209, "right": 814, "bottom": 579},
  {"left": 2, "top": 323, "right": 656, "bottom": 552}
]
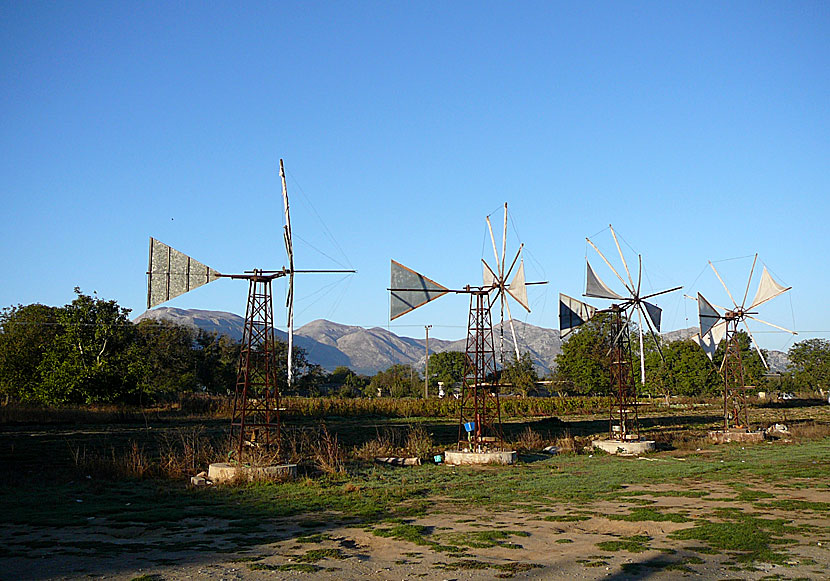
[
  {"left": 608, "top": 507, "right": 691, "bottom": 523},
  {"left": 541, "top": 514, "right": 591, "bottom": 522},
  {"left": 596, "top": 534, "right": 651, "bottom": 553},
  {"left": 295, "top": 548, "right": 346, "bottom": 562},
  {"left": 511, "top": 427, "right": 547, "bottom": 452}
]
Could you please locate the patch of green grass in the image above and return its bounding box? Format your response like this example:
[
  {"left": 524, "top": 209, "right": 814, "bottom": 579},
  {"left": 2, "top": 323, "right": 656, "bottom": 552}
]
[
  {"left": 278, "top": 563, "right": 323, "bottom": 572},
  {"left": 435, "top": 558, "right": 490, "bottom": 570},
  {"left": 596, "top": 534, "right": 651, "bottom": 553},
  {"left": 762, "top": 499, "right": 830, "bottom": 513},
  {"left": 295, "top": 548, "right": 346, "bottom": 562},
  {"left": 577, "top": 558, "right": 609, "bottom": 567},
  {"left": 440, "top": 530, "right": 529, "bottom": 550},
  {"left": 608, "top": 507, "right": 691, "bottom": 523},
  {"left": 669, "top": 513, "right": 798, "bottom": 564},
  {"left": 541, "top": 514, "right": 591, "bottom": 522},
  {"left": 295, "top": 532, "right": 332, "bottom": 543},
  {"left": 130, "top": 576, "right": 164, "bottom": 581},
  {"left": 555, "top": 538, "right": 573, "bottom": 543},
  {"left": 733, "top": 485, "right": 775, "bottom": 502}
]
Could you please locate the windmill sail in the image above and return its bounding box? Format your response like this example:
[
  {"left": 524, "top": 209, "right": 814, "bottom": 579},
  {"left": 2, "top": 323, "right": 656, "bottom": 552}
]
[
  {"left": 749, "top": 266, "right": 790, "bottom": 309},
  {"left": 147, "top": 238, "right": 221, "bottom": 308},
  {"left": 692, "top": 319, "right": 727, "bottom": 361},
  {"left": 506, "top": 260, "right": 529, "bottom": 311},
  {"left": 642, "top": 301, "right": 663, "bottom": 332},
  {"left": 390, "top": 260, "right": 449, "bottom": 320},
  {"left": 697, "top": 293, "right": 721, "bottom": 336},
  {"left": 585, "top": 261, "right": 624, "bottom": 300},
  {"left": 559, "top": 293, "right": 597, "bottom": 338},
  {"left": 482, "top": 260, "right": 497, "bottom": 288}
]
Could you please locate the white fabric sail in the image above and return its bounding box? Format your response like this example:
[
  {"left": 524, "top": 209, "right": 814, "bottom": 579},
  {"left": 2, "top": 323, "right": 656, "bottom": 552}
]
[
  {"left": 147, "top": 238, "right": 221, "bottom": 308},
  {"left": 482, "top": 260, "right": 497, "bottom": 289},
  {"left": 749, "top": 266, "right": 790, "bottom": 309},
  {"left": 585, "top": 261, "right": 623, "bottom": 300},
  {"left": 693, "top": 320, "right": 727, "bottom": 360},
  {"left": 507, "top": 260, "right": 530, "bottom": 311}
]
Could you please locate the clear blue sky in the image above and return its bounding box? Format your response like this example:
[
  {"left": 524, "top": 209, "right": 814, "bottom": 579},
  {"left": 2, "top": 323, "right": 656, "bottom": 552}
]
[{"left": 1, "top": 2, "right": 827, "bottom": 352}]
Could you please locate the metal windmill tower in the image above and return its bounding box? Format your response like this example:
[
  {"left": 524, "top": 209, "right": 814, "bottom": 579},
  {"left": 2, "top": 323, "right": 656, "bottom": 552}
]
[
  {"left": 559, "top": 225, "right": 681, "bottom": 441},
  {"left": 146, "top": 159, "right": 353, "bottom": 463},
  {"left": 693, "top": 255, "right": 795, "bottom": 431},
  {"left": 389, "top": 203, "right": 543, "bottom": 452}
]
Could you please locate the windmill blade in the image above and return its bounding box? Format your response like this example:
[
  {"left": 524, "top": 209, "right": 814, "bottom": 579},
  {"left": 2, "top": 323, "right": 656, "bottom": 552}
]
[
  {"left": 506, "top": 259, "right": 530, "bottom": 312},
  {"left": 636, "top": 307, "right": 646, "bottom": 384},
  {"left": 709, "top": 261, "right": 740, "bottom": 309},
  {"left": 636, "top": 255, "right": 642, "bottom": 298},
  {"left": 501, "top": 202, "right": 508, "bottom": 282},
  {"left": 741, "top": 253, "right": 758, "bottom": 308},
  {"left": 746, "top": 314, "right": 797, "bottom": 335},
  {"left": 502, "top": 291, "right": 522, "bottom": 361},
  {"left": 610, "top": 225, "right": 637, "bottom": 294},
  {"left": 741, "top": 321, "right": 769, "bottom": 370},
  {"left": 503, "top": 244, "right": 523, "bottom": 282},
  {"left": 585, "top": 261, "right": 624, "bottom": 300},
  {"left": 279, "top": 158, "right": 295, "bottom": 386},
  {"left": 559, "top": 293, "right": 597, "bottom": 338},
  {"left": 485, "top": 215, "right": 503, "bottom": 279},
  {"left": 147, "top": 237, "right": 222, "bottom": 308},
  {"left": 697, "top": 292, "right": 721, "bottom": 336},
  {"left": 482, "top": 259, "right": 498, "bottom": 291},
  {"left": 638, "top": 302, "right": 666, "bottom": 363},
  {"left": 390, "top": 260, "right": 449, "bottom": 320},
  {"left": 641, "top": 285, "right": 684, "bottom": 302},
  {"left": 749, "top": 266, "right": 792, "bottom": 310},
  {"left": 586, "top": 237, "right": 631, "bottom": 293}
]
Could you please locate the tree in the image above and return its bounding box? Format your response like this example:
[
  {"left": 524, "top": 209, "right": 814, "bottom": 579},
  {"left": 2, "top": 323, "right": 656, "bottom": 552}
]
[
  {"left": 428, "top": 351, "right": 467, "bottom": 390},
  {"left": 712, "top": 330, "right": 766, "bottom": 387},
  {"left": 194, "top": 331, "right": 240, "bottom": 395},
  {"left": 788, "top": 338, "right": 830, "bottom": 393},
  {"left": 131, "top": 319, "right": 198, "bottom": 399},
  {"left": 654, "top": 339, "right": 720, "bottom": 398},
  {"left": 328, "top": 366, "right": 368, "bottom": 398},
  {"left": 500, "top": 352, "right": 538, "bottom": 396},
  {"left": 37, "top": 289, "right": 137, "bottom": 404},
  {"left": 554, "top": 313, "right": 616, "bottom": 395},
  {"left": 0, "top": 304, "right": 61, "bottom": 402},
  {"left": 368, "top": 364, "right": 421, "bottom": 398}
]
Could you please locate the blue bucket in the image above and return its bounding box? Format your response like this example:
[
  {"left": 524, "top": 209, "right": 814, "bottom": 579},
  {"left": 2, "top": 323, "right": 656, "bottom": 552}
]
[
  {"left": 463, "top": 421, "right": 476, "bottom": 433},
  {"left": 433, "top": 454, "right": 443, "bottom": 464}
]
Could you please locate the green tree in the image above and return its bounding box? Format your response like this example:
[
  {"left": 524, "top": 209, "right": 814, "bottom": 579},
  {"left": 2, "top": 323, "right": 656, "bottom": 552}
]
[
  {"left": 194, "top": 331, "right": 240, "bottom": 395},
  {"left": 428, "top": 351, "right": 467, "bottom": 390},
  {"left": 131, "top": 319, "right": 198, "bottom": 399},
  {"left": 500, "top": 351, "right": 538, "bottom": 396},
  {"left": 788, "top": 338, "right": 830, "bottom": 393},
  {"left": 368, "top": 364, "right": 421, "bottom": 398},
  {"left": 0, "top": 304, "right": 61, "bottom": 402},
  {"left": 37, "top": 289, "right": 137, "bottom": 404},
  {"left": 712, "top": 330, "right": 766, "bottom": 387},
  {"left": 654, "top": 339, "right": 720, "bottom": 397},
  {"left": 554, "top": 313, "right": 615, "bottom": 395},
  {"left": 328, "top": 366, "right": 368, "bottom": 398}
]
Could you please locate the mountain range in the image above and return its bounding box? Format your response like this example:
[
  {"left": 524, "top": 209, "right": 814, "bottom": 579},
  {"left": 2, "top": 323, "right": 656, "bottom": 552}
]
[{"left": 134, "top": 307, "right": 791, "bottom": 375}]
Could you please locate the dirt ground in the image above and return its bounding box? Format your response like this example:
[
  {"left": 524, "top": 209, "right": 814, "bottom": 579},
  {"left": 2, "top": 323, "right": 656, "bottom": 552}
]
[{"left": 3, "top": 479, "right": 829, "bottom": 581}]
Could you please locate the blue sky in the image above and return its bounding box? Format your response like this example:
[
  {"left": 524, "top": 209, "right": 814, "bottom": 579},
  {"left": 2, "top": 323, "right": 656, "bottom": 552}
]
[{"left": 1, "top": 2, "right": 827, "bottom": 352}]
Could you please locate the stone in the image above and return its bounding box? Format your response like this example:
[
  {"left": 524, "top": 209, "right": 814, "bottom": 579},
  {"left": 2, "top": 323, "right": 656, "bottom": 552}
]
[
  {"left": 592, "top": 439, "right": 656, "bottom": 456},
  {"left": 443, "top": 450, "right": 517, "bottom": 465}
]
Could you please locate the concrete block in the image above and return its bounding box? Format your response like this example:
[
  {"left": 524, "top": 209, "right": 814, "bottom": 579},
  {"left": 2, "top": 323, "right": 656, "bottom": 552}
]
[
  {"left": 592, "top": 439, "right": 656, "bottom": 456},
  {"left": 208, "top": 462, "right": 298, "bottom": 483},
  {"left": 708, "top": 430, "right": 764, "bottom": 444},
  {"left": 443, "top": 450, "right": 517, "bottom": 465}
]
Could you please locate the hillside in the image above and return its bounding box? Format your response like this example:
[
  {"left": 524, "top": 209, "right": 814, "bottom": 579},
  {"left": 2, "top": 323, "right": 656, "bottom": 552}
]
[{"left": 134, "top": 308, "right": 790, "bottom": 375}]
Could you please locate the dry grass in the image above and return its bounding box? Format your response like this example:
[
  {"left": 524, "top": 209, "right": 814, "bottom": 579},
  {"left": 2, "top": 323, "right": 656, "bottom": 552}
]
[
  {"left": 353, "top": 425, "right": 437, "bottom": 461},
  {"left": 511, "top": 427, "right": 548, "bottom": 452}
]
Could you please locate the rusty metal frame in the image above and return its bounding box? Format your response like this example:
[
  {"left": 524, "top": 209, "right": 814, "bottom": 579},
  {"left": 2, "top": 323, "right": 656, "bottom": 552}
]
[
  {"left": 721, "top": 316, "right": 751, "bottom": 431},
  {"left": 230, "top": 271, "right": 282, "bottom": 464},
  {"left": 457, "top": 289, "right": 505, "bottom": 451},
  {"left": 608, "top": 305, "right": 640, "bottom": 441}
]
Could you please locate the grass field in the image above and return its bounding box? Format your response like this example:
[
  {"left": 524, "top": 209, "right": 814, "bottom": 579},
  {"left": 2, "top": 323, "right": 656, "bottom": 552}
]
[{"left": 1, "top": 397, "right": 829, "bottom": 580}]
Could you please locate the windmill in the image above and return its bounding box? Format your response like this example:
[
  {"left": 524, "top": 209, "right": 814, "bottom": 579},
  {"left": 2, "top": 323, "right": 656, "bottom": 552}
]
[
  {"left": 146, "top": 159, "right": 353, "bottom": 462},
  {"left": 389, "top": 204, "right": 543, "bottom": 453},
  {"left": 693, "top": 255, "right": 795, "bottom": 431},
  {"left": 559, "top": 225, "right": 681, "bottom": 441},
  {"left": 483, "top": 203, "right": 531, "bottom": 366}
]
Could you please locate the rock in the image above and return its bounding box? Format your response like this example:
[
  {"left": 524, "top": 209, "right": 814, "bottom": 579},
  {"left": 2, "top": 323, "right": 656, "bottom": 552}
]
[
  {"left": 190, "top": 475, "right": 211, "bottom": 486},
  {"left": 542, "top": 445, "right": 558, "bottom": 455}
]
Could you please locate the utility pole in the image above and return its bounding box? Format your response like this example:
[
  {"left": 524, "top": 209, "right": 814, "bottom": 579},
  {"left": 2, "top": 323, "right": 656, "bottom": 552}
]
[{"left": 424, "top": 325, "right": 432, "bottom": 399}]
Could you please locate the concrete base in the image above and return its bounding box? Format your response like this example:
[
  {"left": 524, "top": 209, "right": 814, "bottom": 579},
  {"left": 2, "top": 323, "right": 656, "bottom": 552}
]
[
  {"left": 708, "top": 429, "right": 765, "bottom": 444},
  {"left": 443, "top": 450, "right": 517, "bottom": 465},
  {"left": 593, "top": 439, "right": 656, "bottom": 456},
  {"left": 208, "top": 462, "right": 297, "bottom": 483}
]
